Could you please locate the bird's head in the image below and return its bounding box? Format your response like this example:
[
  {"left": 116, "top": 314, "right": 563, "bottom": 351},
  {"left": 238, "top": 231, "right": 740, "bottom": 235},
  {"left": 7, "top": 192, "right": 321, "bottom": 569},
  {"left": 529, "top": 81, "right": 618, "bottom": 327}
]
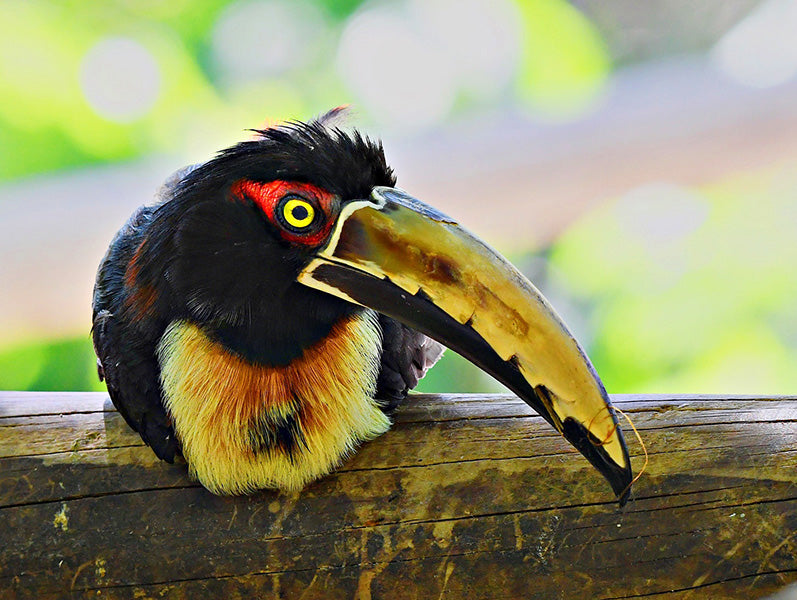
[{"left": 151, "top": 109, "right": 632, "bottom": 502}]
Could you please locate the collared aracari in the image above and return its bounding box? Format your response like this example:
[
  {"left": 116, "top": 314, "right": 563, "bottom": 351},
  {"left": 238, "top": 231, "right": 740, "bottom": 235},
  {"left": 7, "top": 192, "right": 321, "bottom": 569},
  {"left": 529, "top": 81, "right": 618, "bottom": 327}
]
[{"left": 92, "top": 109, "right": 632, "bottom": 503}]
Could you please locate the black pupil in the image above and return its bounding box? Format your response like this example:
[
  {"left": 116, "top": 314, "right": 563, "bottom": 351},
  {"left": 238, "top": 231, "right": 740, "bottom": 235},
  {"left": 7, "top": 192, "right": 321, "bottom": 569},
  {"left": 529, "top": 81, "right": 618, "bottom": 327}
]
[{"left": 292, "top": 204, "right": 309, "bottom": 221}]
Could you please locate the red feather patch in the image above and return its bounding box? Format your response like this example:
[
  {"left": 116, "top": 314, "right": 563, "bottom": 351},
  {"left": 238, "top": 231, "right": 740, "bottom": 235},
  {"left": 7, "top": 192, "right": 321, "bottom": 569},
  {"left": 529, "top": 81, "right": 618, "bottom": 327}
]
[{"left": 231, "top": 179, "right": 338, "bottom": 246}]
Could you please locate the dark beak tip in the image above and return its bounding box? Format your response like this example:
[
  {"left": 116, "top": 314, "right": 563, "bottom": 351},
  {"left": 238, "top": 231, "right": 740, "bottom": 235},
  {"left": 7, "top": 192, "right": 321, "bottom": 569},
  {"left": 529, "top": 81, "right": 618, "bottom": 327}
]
[
  {"left": 303, "top": 190, "right": 635, "bottom": 505},
  {"left": 561, "top": 418, "right": 634, "bottom": 506},
  {"left": 617, "top": 485, "right": 633, "bottom": 508}
]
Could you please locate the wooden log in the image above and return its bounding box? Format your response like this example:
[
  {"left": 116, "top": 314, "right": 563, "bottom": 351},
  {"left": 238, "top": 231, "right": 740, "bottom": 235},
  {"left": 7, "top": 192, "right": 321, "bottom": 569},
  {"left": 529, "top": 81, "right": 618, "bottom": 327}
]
[{"left": 1, "top": 392, "right": 795, "bottom": 600}]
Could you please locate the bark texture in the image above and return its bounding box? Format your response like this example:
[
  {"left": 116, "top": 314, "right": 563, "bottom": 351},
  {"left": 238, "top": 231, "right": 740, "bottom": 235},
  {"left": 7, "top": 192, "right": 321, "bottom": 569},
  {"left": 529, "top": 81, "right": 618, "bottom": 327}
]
[{"left": 1, "top": 392, "right": 795, "bottom": 599}]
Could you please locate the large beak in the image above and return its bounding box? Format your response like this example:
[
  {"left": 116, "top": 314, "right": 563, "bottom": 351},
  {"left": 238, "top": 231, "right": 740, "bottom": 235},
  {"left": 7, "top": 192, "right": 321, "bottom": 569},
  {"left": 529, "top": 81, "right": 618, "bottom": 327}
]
[{"left": 298, "top": 187, "right": 633, "bottom": 504}]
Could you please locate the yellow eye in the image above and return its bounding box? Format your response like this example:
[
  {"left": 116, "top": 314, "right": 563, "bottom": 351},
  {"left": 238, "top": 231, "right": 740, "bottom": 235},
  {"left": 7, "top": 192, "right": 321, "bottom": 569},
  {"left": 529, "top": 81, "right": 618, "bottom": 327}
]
[{"left": 282, "top": 198, "right": 315, "bottom": 229}]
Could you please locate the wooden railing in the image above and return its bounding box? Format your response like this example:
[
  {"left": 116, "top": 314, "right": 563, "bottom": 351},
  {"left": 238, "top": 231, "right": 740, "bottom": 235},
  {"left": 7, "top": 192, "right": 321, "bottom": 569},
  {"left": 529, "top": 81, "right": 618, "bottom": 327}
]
[{"left": 2, "top": 392, "right": 796, "bottom": 599}]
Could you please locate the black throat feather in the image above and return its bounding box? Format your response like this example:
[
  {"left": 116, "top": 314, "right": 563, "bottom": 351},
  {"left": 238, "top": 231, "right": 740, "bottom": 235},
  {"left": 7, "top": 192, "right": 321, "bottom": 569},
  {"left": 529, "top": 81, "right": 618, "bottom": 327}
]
[{"left": 127, "top": 111, "right": 397, "bottom": 365}]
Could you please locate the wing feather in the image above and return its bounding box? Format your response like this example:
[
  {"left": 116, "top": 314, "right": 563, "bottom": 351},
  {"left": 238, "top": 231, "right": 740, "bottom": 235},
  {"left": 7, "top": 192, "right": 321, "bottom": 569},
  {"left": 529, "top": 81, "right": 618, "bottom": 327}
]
[
  {"left": 92, "top": 195, "right": 180, "bottom": 461},
  {"left": 375, "top": 314, "right": 444, "bottom": 411}
]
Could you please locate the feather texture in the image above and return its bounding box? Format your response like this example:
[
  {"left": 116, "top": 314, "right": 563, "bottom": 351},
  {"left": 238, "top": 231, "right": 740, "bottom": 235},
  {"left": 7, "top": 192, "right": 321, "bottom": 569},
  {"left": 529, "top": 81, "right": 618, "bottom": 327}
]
[
  {"left": 157, "top": 311, "right": 388, "bottom": 494},
  {"left": 375, "top": 315, "right": 445, "bottom": 410},
  {"left": 92, "top": 111, "right": 441, "bottom": 493}
]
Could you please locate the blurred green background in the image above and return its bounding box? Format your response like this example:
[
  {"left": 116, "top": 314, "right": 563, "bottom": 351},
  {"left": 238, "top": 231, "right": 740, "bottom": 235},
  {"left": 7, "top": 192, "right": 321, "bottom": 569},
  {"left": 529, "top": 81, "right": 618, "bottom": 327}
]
[{"left": 1, "top": 0, "right": 795, "bottom": 395}]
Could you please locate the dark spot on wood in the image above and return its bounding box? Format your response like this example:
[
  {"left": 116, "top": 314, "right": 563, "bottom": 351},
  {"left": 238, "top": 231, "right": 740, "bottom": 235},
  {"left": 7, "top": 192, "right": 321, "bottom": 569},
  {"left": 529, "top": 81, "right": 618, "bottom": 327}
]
[{"left": 2, "top": 392, "right": 797, "bottom": 598}]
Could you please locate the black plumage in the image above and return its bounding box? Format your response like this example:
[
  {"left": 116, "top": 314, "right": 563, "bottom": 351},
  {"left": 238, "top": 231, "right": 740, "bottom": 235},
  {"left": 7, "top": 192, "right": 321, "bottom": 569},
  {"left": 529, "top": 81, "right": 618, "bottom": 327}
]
[
  {"left": 92, "top": 110, "right": 443, "bottom": 465},
  {"left": 375, "top": 314, "right": 444, "bottom": 410},
  {"left": 93, "top": 110, "right": 634, "bottom": 501}
]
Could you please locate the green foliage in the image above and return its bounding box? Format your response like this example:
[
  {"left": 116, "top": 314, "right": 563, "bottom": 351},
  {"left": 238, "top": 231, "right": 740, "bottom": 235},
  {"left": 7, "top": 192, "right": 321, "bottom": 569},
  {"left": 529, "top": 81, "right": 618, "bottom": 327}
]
[
  {"left": 0, "top": 0, "right": 220, "bottom": 179},
  {"left": 3, "top": 0, "right": 791, "bottom": 397},
  {"left": 0, "top": 0, "right": 613, "bottom": 181},
  {"left": 550, "top": 169, "right": 797, "bottom": 394},
  {"left": 515, "top": 0, "right": 610, "bottom": 117},
  {"left": 315, "top": 0, "right": 368, "bottom": 20},
  {"left": 0, "top": 0, "right": 376, "bottom": 182},
  {"left": 414, "top": 351, "right": 504, "bottom": 395},
  {"left": 0, "top": 337, "right": 105, "bottom": 392}
]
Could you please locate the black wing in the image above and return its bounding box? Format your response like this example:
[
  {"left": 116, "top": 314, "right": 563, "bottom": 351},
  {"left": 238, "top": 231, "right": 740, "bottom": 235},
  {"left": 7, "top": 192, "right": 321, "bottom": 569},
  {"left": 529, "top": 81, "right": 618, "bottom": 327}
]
[
  {"left": 92, "top": 304, "right": 177, "bottom": 461},
  {"left": 374, "top": 314, "right": 444, "bottom": 411},
  {"left": 92, "top": 165, "right": 202, "bottom": 460},
  {"left": 91, "top": 168, "right": 198, "bottom": 462}
]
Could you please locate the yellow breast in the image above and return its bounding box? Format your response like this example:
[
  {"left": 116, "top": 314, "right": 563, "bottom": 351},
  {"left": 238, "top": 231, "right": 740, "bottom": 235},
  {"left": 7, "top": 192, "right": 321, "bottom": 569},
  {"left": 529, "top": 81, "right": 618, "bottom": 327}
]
[{"left": 157, "top": 311, "right": 389, "bottom": 494}]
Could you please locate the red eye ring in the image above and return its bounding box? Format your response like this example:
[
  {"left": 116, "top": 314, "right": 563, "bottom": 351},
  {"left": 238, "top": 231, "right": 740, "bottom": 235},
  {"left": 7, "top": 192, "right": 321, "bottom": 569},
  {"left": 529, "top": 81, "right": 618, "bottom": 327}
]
[{"left": 231, "top": 179, "right": 338, "bottom": 246}]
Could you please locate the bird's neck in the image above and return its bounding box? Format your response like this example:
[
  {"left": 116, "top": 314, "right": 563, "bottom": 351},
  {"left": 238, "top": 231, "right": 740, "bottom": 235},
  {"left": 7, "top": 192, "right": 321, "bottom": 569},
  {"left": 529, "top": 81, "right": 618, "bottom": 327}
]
[
  {"left": 203, "top": 285, "right": 360, "bottom": 366},
  {"left": 157, "top": 310, "right": 389, "bottom": 494}
]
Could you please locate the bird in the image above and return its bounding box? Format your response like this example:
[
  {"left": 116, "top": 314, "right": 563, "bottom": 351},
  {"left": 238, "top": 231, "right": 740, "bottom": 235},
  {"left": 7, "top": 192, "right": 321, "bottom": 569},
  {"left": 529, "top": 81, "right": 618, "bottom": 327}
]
[{"left": 93, "top": 108, "right": 633, "bottom": 502}]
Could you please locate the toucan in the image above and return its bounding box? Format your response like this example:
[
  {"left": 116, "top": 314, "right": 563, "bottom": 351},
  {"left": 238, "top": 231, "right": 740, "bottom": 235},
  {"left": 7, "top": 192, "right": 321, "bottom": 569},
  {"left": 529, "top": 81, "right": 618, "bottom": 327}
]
[{"left": 93, "top": 109, "right": 632, "bottom": 503}]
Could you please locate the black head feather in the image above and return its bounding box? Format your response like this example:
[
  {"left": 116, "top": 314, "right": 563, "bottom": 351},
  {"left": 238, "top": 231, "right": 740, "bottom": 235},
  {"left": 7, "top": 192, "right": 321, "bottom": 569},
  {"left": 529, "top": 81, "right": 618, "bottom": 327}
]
[
  {"left": 92, "top": 110, "right": 400, "bottom": 463},
  {"left": 172, "top": 110, "right": 397, "bottom": 206},
  {"left": 125, "top": 110, "right": 397, "bottom": 365}
]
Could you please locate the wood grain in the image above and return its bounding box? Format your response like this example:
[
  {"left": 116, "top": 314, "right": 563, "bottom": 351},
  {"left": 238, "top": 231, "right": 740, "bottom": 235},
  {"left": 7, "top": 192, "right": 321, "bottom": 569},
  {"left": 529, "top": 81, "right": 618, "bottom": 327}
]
[{"left": 1, "top": 392, "right": 795, "bottom": 600}]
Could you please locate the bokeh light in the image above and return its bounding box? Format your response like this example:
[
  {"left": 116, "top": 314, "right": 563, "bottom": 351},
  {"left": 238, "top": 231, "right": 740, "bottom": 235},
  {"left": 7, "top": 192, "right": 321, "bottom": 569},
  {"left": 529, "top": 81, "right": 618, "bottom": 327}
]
[
  {"left": 409, "top": 0, "right": 521, "bottom": 103},
  {"left": 551, "top": 167, "right": 797, "bottom": 394},
  {"left": 712, "top": 0, "right": 797, "bottom": 88},
  {"left": 337, "top": 2, "right": 459, "bottom": 130},
  {"left": 211, "top": 0, "right": 327, "bottom": 84},
  {"left": 0, "top": 0, "right": 795, "bottom": 397},
  {"left": 515, "top": 0, "right": 610, "bottom": 118},
  {"left": 80, "top": 37, "right": 161, "bottom": 122}
]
